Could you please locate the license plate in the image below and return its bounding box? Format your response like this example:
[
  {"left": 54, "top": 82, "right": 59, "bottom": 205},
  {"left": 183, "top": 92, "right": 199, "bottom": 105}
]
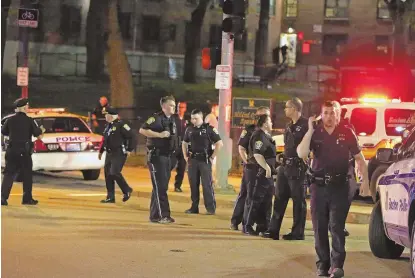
[{"left": 66, "top": 143, "right": 81, "bottom": 152}]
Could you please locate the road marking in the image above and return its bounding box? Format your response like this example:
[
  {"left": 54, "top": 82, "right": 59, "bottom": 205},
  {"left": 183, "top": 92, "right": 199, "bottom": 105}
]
[
  {"left": 10, "top": 194, "right": 22, "bottom": 196},
  {"left": 67, "top": 193, "right": 107, "bottom": 197}
]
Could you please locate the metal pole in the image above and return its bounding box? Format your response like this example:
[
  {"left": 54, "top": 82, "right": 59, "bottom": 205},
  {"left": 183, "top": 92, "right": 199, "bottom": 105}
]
[
  {"left": 18, "top": 0, "right": 30, "bottom": 99},
  {"left": 216, "top": 13, "right": 234, "bottom": 192},
  {"left": 132, "top": 0, "right": 137, "bottom": 51}
]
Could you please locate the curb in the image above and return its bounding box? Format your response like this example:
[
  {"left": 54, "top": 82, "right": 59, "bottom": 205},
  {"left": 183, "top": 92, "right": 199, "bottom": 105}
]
[{"left": 134, "top": 191, "right": 372, "bottom": 225}]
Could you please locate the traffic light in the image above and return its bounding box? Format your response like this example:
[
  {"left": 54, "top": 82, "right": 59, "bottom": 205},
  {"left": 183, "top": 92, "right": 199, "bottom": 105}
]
[
  {"left": 222, "top": 0, "right": 246, "bottom": 34},
  {"left": 201, "top": 46, "right": 221, "bottom": 70}
]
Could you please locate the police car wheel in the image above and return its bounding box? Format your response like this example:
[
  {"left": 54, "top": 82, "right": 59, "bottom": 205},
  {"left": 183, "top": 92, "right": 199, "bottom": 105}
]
[
  {"left": 370, "top": 165, "right": 389, "bottom": 203},
  {"left": 82, "top": 170, "right": 100, "bottom": 180},
  {"left": 369, "top": 201, "right": 405, "bottom": 259},
  {"left": 411, "top": 221, "right": 415, "bottom": 277}
]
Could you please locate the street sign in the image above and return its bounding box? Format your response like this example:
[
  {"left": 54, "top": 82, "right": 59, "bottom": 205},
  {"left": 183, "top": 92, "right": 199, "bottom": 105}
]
[
  {"left": 18, "top": 8, "right": 39, "bottom": 28},
  {"left": 215, "top": 65, "right": 231, "bottom": 89},
  {"left": 17, "top": 67, "right": 29, "bottom": 86},
  {"left": 232, "top": 97, "right": 272, "bottom": 127}
]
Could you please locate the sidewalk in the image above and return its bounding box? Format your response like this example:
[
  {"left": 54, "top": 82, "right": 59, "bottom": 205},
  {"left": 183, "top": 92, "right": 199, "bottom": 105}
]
[{"left": 120, "top": 167, "right": 373, "bottom": 225}]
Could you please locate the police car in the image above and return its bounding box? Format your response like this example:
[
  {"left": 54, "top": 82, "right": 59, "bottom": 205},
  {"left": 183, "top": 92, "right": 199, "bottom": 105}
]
[
  {"left": 1, "top": 108, "right": 105, "bottom": 180},
  {"left": 368, "top": 126, "right": 415, "bottom": 276}
]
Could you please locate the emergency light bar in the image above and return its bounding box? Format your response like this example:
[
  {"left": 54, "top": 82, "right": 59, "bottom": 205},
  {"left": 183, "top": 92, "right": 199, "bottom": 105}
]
[
  {"left": 340, "top": 96, "right": 401, "bottom": 104},
  {"left": 27, "top": 108, "right": 66, "bottom": 113}
]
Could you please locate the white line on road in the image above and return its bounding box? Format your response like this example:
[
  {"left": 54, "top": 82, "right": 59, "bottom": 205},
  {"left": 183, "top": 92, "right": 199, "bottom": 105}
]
[{"left": 67, "top": 193, "right": 107, "bottom": 197}]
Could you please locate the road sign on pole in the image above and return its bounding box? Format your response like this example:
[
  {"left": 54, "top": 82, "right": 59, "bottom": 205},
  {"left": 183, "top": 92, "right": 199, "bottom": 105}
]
[
  {"left": 17, "top": 67, "right": 29, "bottom": 87},
  {"left": 215, "top": 65, "right": 231, "bottom": 89},
  {"left": 18, "top": 8, "right": 39, "bottom": 28}
]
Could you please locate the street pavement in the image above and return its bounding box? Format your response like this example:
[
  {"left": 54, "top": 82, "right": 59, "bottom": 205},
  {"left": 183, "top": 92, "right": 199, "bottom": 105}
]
[{"left": 2, "top": 168, "right": 409, "bottom": 278}]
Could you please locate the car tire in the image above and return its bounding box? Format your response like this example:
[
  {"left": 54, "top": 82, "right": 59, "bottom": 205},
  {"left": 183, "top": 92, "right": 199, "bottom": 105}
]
[
  {"left": 370, "top": 165, "right": 389, "bottom": 203},
  {"left": 411, "top": 221, "right": 415, "bottom": 277},
  {"left": 82, "top": 169, "right": 100, "bottom": 181},
  {"left": 369, "top": 201, "right": 405, "bottom": 259}
]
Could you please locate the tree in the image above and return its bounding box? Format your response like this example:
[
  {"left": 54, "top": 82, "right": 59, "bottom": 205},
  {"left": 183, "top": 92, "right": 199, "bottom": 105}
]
[
  {"left": 1, "top": 0, "right": 11, "bottom": 71},
  {"left": 183, "top": 0, "right": 211, "bottom": 83},
  {"left": 106, "top": 0, "right": 134, "bottom": 119},
  {"left": 86, "top": 0, "right": 108, "bottom": 79},
  {"left": 254, "top": 0, "right": 270, "bottom": 77}
]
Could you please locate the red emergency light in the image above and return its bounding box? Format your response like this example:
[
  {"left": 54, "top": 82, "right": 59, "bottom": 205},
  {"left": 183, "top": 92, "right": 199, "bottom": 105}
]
[{"left": 297, "top": 32, "right": 304, "bottom": 40}]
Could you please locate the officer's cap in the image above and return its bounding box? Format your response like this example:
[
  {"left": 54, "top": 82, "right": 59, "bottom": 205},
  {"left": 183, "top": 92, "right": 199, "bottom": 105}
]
[
  {"left": 103, "top": 107, "right": 118, "bottom": 115},
  {"left": 14, "top": 98, "right": 29, "bottom": 108}
]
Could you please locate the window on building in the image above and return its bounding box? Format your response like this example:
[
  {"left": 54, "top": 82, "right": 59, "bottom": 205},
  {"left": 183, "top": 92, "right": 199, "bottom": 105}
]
[
  {"left": 324, "top": 0, "right": 349, "bottom": 19},
  {"left": 168, "top": 24, "right": 176, "bottom": 41},
  {"left": 285, "top": 0, "right": 298, "bottom": 17},
  {"left": 142, "top": 16, "right": 160, "bottom": 41},
  {"left": 256, "top": 0, "right": 276, "bottom": 16},
  {"left": 322, "top": 34, "right": 348, "bottom": 56},
  {"left": 60, "top": 4, "right": 82, "bottom": 43},
  {"left": 375, "top": 35, "right": 389, "bottom": 54},
  {"left": 184, "top": 21, "right": 191, "bottom": 46},
  {"left": 234, "top": 31, "right": 247, "bottom": 52},
  {"left": 117, "top": 4, "right": 131, "bottom": 40},
  {"left": 209, "top": 25, "right": 222, "bottom": 47},
  {"left": 350, "top": 108, "right": 377, "bottom": 136},
  {"left": 377, "top": 0, "right": 390, "bottom": 19}
]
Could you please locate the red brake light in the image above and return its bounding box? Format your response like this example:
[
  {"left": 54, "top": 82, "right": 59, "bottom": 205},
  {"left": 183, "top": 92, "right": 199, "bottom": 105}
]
[{"left": 33, "top": 139, "right": 48, "bottom": 152}]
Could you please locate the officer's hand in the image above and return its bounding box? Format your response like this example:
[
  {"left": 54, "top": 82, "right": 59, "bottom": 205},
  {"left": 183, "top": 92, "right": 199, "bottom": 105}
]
[
  {"left": 209, "top": 156, "right": 215, "bottom": 164},
  {"left": 93, "top": 121, "right": 99, "bottom": 127},
  {"left": 98, "top": 152, "right": 102, "bottom": 160},
  {"left": 265, "top": 167, "right": 272, "bottom": 178},
  {"left": 308, "top": 116, "right": 316, "bottom": 131},
  {"left": 160, "top": 131, "right": 170, "bottom": 138},
  {"left": 359, "top": 181, "right": 371, "bottom": 197},
  {"left": 126, "top": 151, "right": 131, "bottom": 157}
]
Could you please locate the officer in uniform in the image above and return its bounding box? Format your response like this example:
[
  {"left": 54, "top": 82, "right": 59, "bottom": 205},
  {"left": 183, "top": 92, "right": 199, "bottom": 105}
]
[
  {"left": 139, "top": 96, "right": 179, "bottom": 224},
  {"left": 263, "top": 98, "right": 308, "bottom": 240},
  {"left": 243, "top": 114, "right": 276, "bottom": 235},
  {"left": 230, "top": 106, "right": 270, "bottom": 231},
  {"left": 182, "top": 109, "right": 223, "bottom": 214},
  {"left": 91, "top": 96, "right": 110, "bottom": 134},
  {"left": 99, "top": 107, "right": 135, "bottom": 203},
  {"left": 297, "top": 101, "right": 370, "bottom": 278},
  {"left": 1, "top": 98, "right": 44, "bottom": 206}
]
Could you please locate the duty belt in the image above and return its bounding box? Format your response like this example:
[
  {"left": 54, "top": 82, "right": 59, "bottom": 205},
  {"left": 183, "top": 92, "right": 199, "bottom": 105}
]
[
  {"left": 310, "top": 172, "right": 349, "bottom": 186},
  {"left": 148, "top": 148, "right": 171, "bottom": 156},
  {"left": 283, "top": 157, "right": 302, "bottom": 167}
]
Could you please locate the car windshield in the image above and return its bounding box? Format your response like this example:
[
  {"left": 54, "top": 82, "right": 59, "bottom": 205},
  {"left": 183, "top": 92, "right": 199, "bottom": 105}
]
[
  {"left": 384, "top": 109, "right": 415, "bottom": 136},
  {"left": 34, "top": 117, "right": 90, "bottom": 133},
  {"left": 350, "top": 108, "right": 377, "bottom": 136}
]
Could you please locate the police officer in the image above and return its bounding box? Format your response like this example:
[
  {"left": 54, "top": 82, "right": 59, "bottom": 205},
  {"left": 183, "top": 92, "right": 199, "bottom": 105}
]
[
  {"left": 139, "top": 96, "right": 179, "bottom": 224},
  {"left": 402, "top": 112, "right": 415, "bottom": 140},
  {"left": 263, "top": 98, "right": 308, "bottom": 240},
  {"left": 243, "top": 114, "right": 276, "bottom": 235},
  {"left": 1, "top": 98, "right": 44, "bottom": 206},
  {"left": 182, "top": 109, "right": 222, "bottom": 214},
  {"left": 99, "top": 107, "right": 135, "bottom": 203},
  {"left": 230, "top": 106, "right": 270, "bottom": 231},
  {"left": 91, "top": 96, "right": 110, "bottom": 134},
  {"left": 297, "top": 101, "right": 370, "bottom": 278}
]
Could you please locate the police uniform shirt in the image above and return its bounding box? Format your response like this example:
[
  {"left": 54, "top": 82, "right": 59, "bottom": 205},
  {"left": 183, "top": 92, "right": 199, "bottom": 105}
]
[
  {"left": 173, "top": 114, "right": 189, "bottom": 140},
  {"left": 1, "top": 112, "right": 42, "bottom": 145},
  {"left": 248, "top": 129, "right": 277, "bottom": 167},
  {"left": 100, "top": 120, "right": 135, "bottom": 153},
  {"left": 183, "top": 124, "right": 221, "bottom": 153},
  {"left": 238, "top": 124, "right": 256, "bottom": 150},
  {"left": 92, "top": 104, "right": 109, "bottom": 120},
  {"left": 310, "top": 125, "right": 361, "bottom": 175},
  {"left": 141, "top": 112, "right": 175, "bottom": 151},
  {"left": 284, "top": 117, "right": 308, "bottom": 158}
]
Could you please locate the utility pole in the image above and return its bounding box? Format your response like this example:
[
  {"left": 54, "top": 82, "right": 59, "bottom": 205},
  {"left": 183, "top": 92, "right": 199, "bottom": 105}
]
[{"left": 18, "top": 0, "right": 31, "bottom": 99}]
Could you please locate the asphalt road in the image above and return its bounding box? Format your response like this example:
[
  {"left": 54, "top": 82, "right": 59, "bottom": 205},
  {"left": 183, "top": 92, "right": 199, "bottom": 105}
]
[{"left": 1, "top": 172, "right": 410, "bottom": 278}]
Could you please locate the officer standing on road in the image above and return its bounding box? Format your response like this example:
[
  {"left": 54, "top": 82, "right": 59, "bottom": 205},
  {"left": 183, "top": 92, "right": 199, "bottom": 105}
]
[
  {"left": 243, "top": 114, "right": 276, "bottom": 235},
  {"left": 297, "top": 101, "right": 370, "bottom": 278},
  {"left": 170, "top": 101, "right": 189, "bottom": 192},
  {"left": 263, "top": 98, "right": 308, "bottom": 240},
  {"left": 182, "top": 109, "right": 223, "bottom": 215},
  {"left": 230, "top": 106, "right": 270, "bottom": 231},
  {"left": 91, "top": 96, "right": 110, "bottom": 134},
  {"left": 1, "top": 98, "right": 44, "bottom": 206},
  {"left": 139, "top": 96, "right": 179, "bottom": 224},
  {"left": 99, "top": 107, "right": 135, "bottom": 204}
]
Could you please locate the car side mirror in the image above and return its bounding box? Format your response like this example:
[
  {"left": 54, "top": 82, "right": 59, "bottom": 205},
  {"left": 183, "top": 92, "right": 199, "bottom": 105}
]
[
  {"left": 376, "top": 148, "right": 393, "bottom": 163},
  {"left": 392, "top": 143, "right": 402, "bottom": 154}
]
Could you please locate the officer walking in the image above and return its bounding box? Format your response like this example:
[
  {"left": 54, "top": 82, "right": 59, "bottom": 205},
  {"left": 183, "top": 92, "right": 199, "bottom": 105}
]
[
  {"left": 230, "top": 106, "right": 270, "bottom": 231},
  {"left": 1, "top": 98, "right": 44, "bottom": 206},
  {"left": 99, "top": 107, "right": 135, "bottom": 203},
  {"left": 182, "top": 109, "right": 223, "bottom": 214},
  {"left": 243, "top": 114, "right": 276, "bottom": 235},
  {"left": 263, "top": 98, "right": 308, "bottom": 240},
  {"left": 297, "top": 101, "right": 370, "bottom": 278},
  {"left": 139, "top": 96, "right": 179, "bottom": 224}
]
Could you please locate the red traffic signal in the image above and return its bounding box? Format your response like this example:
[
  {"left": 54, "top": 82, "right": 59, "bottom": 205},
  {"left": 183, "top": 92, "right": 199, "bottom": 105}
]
[
  {"left": 202, "top": 48, "right": 211, "bottom": 70},
  {"left": 201, "top": 47, "right": 221, "bottom": 70},
  {"left": 297, "top": 31, "right": 304, "bottom": 40}
]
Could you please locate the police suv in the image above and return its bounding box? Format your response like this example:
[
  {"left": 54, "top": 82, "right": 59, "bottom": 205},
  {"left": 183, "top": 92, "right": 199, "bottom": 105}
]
[
  {"left": 1, "top": 108, "right": 105, "bottom": 180},
  {"left": 368, "top": 126, "right": 415, "bottom": 276}
]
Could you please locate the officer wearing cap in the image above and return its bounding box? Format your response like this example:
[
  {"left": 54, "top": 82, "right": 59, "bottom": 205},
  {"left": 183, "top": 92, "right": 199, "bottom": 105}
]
[
  {"left": 297, "top": 101, "right": 370, "bottom": 278},
  {"left": 230, "top": 106, "right": 270, "bottom": 231},
  {"left": 91, "top": 96, "right": 109, "bottom": 134},
  {"left": 1, "top": 98, "right": 44, "bottom": 206},
  {"left": 139, "top": 96, "right": 179, "bottom": 224},
  {"left": 182, "top": 109, "right": 223, "bottom": 215},
  {"left": 98, "top": 107, "right": 135, "bottom": 203},
  {"left": 263, "top": 97, "right": 308, "bottom": 240}
]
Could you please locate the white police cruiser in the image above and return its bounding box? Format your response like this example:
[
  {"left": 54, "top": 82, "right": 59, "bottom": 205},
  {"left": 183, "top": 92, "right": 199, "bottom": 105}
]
[
  {"left": 1, "top": 108, "right": 105, "bottom": 180},
  {"left": 368, "top": 126, "right": 415, "bottom": 276}
]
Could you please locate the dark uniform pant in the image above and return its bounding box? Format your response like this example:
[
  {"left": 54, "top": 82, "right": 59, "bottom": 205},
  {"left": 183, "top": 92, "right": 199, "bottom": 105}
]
[
  {"left": 269, "top": 165, "right": 307, "bottom": 236},
  {"left": 170, "top": 149, "right": 186, "bottom": 190},
  {"left": 187, "top": 158, "right": 216, "bottom": 212},
  {"left": 1, "top": 149, "right": 34, "bottom": 202},
  {"left": 104, "top": 151, "right": 131, "bottom": 198},
  {"left": 310, "top": 180, "right": 350, "bottom": 271},
  {"left": 231, "top": 165, "right": 248, "bottom": 226},
  {"left": 148, "top": 154, "right": 172, "bottom": 220},
  {"left": 244, "top": 167, "right": 273, "bottom": 230}
]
